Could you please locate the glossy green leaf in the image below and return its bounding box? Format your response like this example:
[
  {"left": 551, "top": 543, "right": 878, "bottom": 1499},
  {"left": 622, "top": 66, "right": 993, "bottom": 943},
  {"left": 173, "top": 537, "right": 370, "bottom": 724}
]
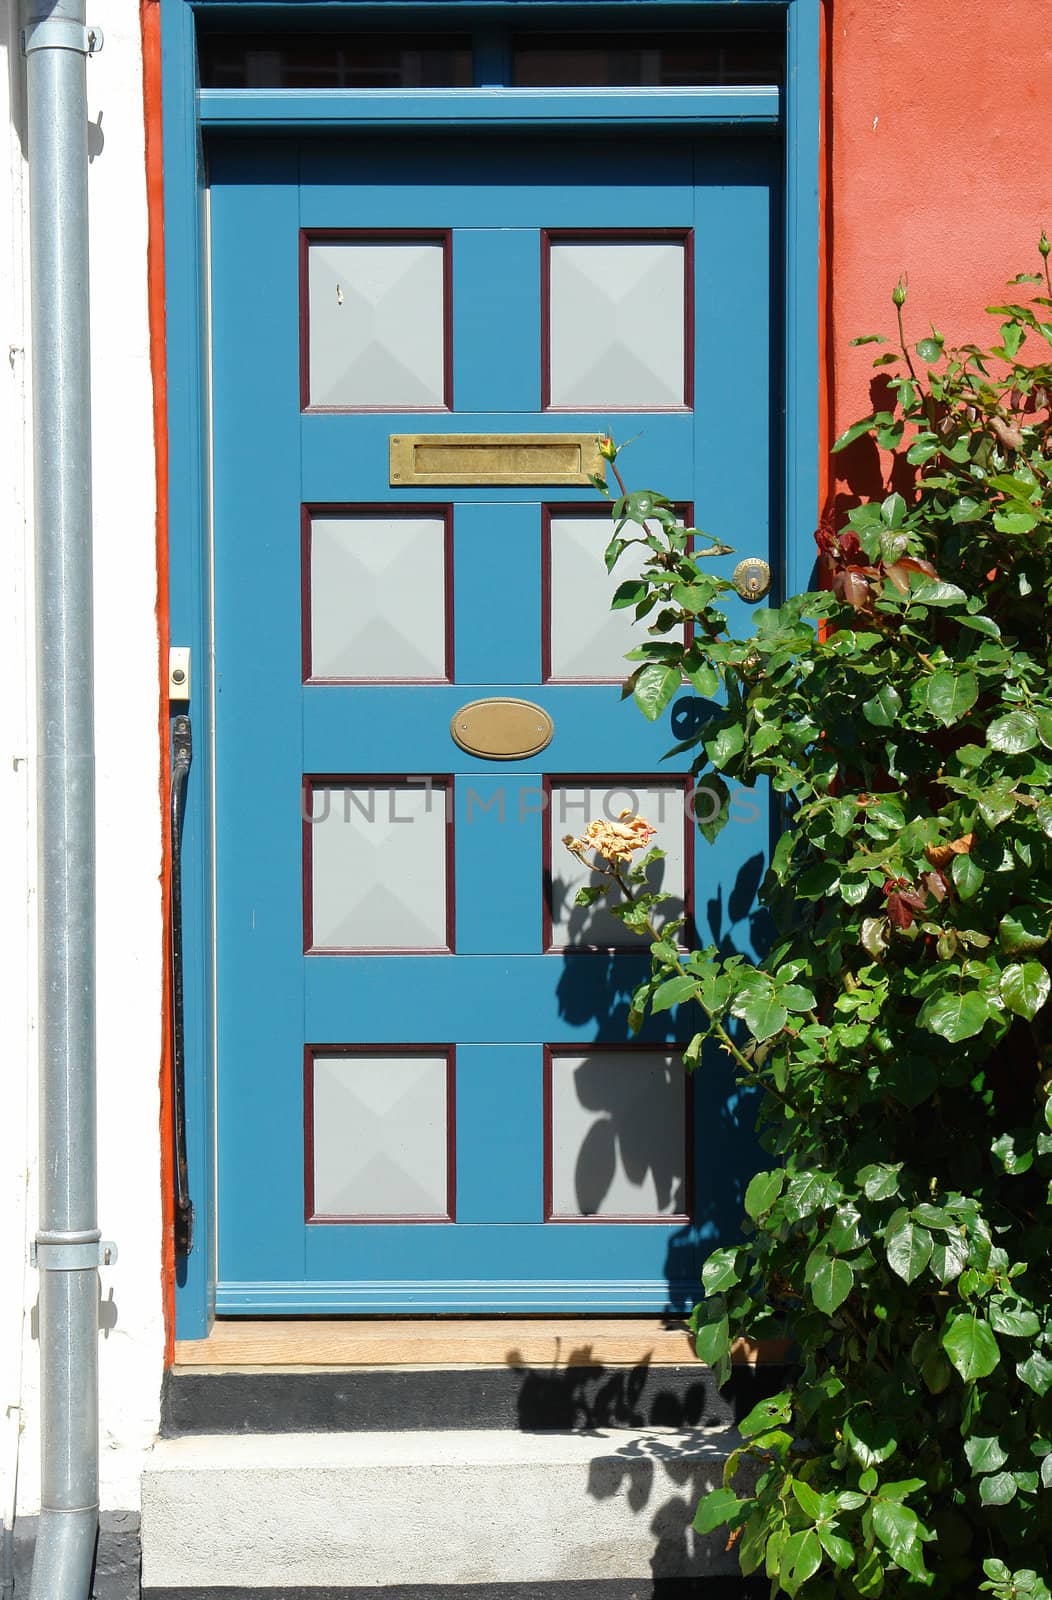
[
  {"left": 965, "top": 1435, "right": 1008, "bottom": 1475},
  {"left": 843, "top": 1409, "right": 898, "bottom": 1467},
  {"left": 744, "top": 1168, "right": 784, "bottom": 1220},
  {"left": 684, "top": 661, "right": 719, "bottom": 696},
  {"left": 694, "top": 1310, "right": 731, "bottom": 1367},
  {"left": 650, "top": 975, "right": 697, "bottom": 1014},
  {"left": 886, "top": 1218, "right": 934, "bottom": 1283},
  {"left": 930, "top": 1232, "right": 969, "bottom": 1283},
  {"left": 790, "top": 1478, "right": 825, "bottom": 1520},
  {"left": 782, "top": 1529, "right": 823, "bottom": 1592},
  {"left": 740, "top": 993, "right": 789, "bottom": 1043},
  {"left": 611, "top": 578, "right": 647, "bottom": 610},
  {"left": 739, "top": 1391, "right": 793, "bottom": 1438},
  {"left": 909, "top": 577, "right": 968, "bottom": 606},
  {"left": 818, "top": 1525, "right": 854, "bottom": 1569},
  {"left": 988, "top": 710, "right": 1040, "bottom": 752},
  {"left": 862, "top": 684, "right": 903, "bottom": 726},
  {"left": 857, "top": 1162, "right": 902, "bottom": 1201},
  {"left": 633, "top": 662, "right": 680, "bottom": 721},
  {"left": 853, "top": 1547, "right": 886, "bottom": 1598},
  {"left": 917, "top": 989, "right": 990, "bottom": 1041},
  {"left": 988, "top": 1302, "right": 1040, "bottom": 1337},
  {"left": 806, "top": 1250, "right": 854, "bottom": 1313},
  {"left": 784, "top": 1171, "right": 841, "bottom": 1221},
  {"left": 701, "top": 1246, "right": 741, "bottom": 1294},
  {"left": 704, "top": 722, "right": 745, "bottom": 769},
  {"left": 941, "top": 1314, "right": 1000, "bottom": 1380},
  {"left": 979, "top": 1471, "right": 1017, "bottom": 1506},
  {"left": 1017, "top": 1352, "right": 1052, "bottom": 1395},
  {"left": 999, "top": 906, "right": 1051, "bottom": 955},
  {"left": 871, "top": 1498, "right": 923, "bottom": 1563},
  {"left": 1000, "top": 962, "right": 1051, "bottom": 1019},
  {"left": 692, "top": 1487, "right": 743, "bottom": 1534},
  {"left": 832, "top": 415, "right": 876, "bottom": 452},
  {"left": 951, "top": 852, "right": 985, "bottom": 900},
  {"left": 926, "top": 668, "right": 978, "bottom": 725}
]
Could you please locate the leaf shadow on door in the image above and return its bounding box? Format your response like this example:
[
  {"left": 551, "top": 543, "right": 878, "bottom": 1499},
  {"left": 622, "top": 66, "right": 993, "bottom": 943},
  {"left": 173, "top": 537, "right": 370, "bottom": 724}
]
[{"left": 553, "top": 845, "right": 769, "bottom": 1313}]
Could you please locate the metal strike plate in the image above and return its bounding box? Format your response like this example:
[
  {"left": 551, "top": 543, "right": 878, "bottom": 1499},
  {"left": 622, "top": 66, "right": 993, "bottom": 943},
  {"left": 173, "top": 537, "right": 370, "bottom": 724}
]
[
  {"left": 451, "top": 699, "right": 554, "bottom": 760},
  {"left": 169, "top": 646, "right": 191, "bottom": 701},
  {"left": 732, "top": 557, "right": 772, "bottom": 601},
  {"left": 391, "top": 433, "right": 605, "bottom": 487}
]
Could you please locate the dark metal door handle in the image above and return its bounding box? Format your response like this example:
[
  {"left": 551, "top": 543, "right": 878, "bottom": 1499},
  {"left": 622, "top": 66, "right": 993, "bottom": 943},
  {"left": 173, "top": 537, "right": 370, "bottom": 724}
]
[{"left": 170, "top": 714, "right": 194, "bottom": 1256}]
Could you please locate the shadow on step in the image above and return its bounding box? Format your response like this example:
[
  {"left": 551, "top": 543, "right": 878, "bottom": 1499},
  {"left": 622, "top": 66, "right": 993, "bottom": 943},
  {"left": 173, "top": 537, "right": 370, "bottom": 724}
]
[{"left": 162, "top": 1353, "right": 789, "bottom": 1436}]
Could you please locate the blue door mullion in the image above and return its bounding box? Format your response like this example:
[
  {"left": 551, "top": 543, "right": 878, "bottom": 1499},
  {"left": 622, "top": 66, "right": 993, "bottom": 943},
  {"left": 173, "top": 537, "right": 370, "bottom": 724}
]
[
  {"left": 453, "top": 231, "right": 540, "bottom": 413},
  {"left": 456, "top": 1045, "right": 542, "bottom": 1223}
]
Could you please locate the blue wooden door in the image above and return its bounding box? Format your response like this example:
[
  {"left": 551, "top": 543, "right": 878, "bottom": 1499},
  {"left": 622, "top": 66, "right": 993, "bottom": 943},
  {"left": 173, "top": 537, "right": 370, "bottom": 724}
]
[{"left": 208, "top": 128, "right": 776, "bottom": 1313}]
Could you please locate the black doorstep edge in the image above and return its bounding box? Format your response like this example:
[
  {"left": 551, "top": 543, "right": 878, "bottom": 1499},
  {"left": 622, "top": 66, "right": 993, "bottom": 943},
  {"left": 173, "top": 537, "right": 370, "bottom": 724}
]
[
  {"left": 161, "top": 1363, "right": 791, "bottom": 1436},
  {"left": 143, "top": 1582, "right": 767, "bottom": 1600}
]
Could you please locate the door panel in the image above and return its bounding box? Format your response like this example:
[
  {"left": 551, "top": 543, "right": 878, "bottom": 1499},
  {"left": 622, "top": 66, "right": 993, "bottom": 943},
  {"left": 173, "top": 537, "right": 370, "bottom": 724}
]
[{"left": 209, "top": 129, "right": 776, "bottom": 1312}]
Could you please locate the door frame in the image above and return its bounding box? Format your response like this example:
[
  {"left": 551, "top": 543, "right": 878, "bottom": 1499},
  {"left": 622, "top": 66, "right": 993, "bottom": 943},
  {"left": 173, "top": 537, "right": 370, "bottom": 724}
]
[{"left": 159, "top": 0, "right": 823, "bottom": 1341}]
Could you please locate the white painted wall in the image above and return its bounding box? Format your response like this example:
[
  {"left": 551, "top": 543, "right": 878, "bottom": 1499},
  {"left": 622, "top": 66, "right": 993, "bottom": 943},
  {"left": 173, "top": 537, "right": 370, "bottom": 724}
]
[{"left": 0, "top": 0, "right": 165, "bottom": 1523}]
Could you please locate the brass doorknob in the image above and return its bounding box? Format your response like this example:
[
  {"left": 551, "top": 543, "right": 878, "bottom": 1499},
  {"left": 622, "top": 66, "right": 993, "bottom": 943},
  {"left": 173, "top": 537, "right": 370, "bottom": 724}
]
[{"left": 731, "top": 558, "right": 772, "bottom": 600}]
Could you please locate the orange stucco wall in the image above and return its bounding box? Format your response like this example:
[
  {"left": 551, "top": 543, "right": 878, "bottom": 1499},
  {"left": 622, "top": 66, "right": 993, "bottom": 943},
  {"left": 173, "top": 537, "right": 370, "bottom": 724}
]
[{"left": 829, "top": 0, "right": 1052, "bottom": 468}]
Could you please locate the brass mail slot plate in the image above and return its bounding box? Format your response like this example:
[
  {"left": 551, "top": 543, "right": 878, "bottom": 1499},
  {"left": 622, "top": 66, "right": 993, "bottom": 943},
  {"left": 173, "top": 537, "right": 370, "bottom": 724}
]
[{"left": 390, "top": 433, "right": 606, "bottom": 487}]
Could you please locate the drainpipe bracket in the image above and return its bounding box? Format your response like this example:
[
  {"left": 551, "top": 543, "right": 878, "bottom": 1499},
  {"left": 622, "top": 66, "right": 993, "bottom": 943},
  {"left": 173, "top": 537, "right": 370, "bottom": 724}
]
[
  {"left": 21, "top": 18, "right": 103, "bottom": 56},
  {"left": 31, "top": 1235, "right": 118, "bottom": 1271}
]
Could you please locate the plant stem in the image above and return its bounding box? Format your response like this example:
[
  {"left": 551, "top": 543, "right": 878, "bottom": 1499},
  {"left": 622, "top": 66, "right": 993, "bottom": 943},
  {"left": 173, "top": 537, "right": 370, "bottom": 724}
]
[{"left": 897, "top": 301, "right": 920, "bottom": 385}]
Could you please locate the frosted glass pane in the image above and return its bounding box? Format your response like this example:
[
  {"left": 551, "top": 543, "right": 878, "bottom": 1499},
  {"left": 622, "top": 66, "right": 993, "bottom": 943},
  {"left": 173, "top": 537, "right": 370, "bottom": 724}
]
[
  {"left": 548, "top": 515, "right": 655, "bottom": 680},
  {"left": 550, "top": 1051, "right": 686, "bottom": 1217},
  {"left": 549, "top": 240, "right": 686, "bottom": 408},
  {"left": 312, "top": 1053, "right": 449, "bottom": 1217},
  {"left": 550, "top": 783, "right": 685, "bottom": 948},
  {"left": 310, "top": 783, "right": 448, "bottom": 950},
  {"left": 308, "top": 241, "right": 446, "bottom": 408},
  {"left": 310, "top": 515, "right": 447, "bottom": 680}
]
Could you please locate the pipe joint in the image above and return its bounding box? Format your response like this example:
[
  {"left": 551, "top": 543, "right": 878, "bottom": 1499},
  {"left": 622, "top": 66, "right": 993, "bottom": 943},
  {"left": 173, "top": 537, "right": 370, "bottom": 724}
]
[
  {"left": 32, "top": 1233, "right": 117, "bottom": 1272},
  {"left": 22, "top": 17, "right": 102, "bottom": 56}
]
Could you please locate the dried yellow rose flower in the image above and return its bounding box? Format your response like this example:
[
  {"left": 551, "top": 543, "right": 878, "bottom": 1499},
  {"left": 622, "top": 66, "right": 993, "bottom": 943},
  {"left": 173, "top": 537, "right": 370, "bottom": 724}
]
[{"left": 564, "top": 809, "right": 655, "bottom": 867}]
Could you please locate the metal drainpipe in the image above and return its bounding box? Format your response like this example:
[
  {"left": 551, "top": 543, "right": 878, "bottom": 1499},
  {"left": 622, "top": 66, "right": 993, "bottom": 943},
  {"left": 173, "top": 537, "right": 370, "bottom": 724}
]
[{"left": 22, "top": 3, "right": 111, "bottom": 1598}]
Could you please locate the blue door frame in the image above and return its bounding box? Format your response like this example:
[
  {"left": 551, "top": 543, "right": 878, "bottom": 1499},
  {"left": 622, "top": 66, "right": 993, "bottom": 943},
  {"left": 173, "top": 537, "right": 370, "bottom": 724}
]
[{"left": 161, "top": 0, "right": 822, "bottom": 1341}]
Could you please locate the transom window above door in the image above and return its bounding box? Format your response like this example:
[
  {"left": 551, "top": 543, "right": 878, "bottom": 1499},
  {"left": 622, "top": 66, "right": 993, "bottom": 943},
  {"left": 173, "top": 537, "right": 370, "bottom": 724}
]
[
  {"left": 302, "top": 228, "right": 693, "bottom": 412},
  {"left": 198, "top": 26, "right": 784, "bottom": 90}
]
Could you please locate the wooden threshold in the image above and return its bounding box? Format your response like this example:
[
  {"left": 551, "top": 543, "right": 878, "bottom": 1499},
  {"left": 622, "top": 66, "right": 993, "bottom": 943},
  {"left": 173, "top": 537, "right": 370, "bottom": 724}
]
[{"left": 174, "top": 1317, "right": 781, "bottom": 1369}]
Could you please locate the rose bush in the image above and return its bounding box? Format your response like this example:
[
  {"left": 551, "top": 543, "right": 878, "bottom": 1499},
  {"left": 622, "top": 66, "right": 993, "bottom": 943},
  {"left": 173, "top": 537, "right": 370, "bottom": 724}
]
[{"left": 583, "top": 244, "right": 1052, "bottom": 1596}]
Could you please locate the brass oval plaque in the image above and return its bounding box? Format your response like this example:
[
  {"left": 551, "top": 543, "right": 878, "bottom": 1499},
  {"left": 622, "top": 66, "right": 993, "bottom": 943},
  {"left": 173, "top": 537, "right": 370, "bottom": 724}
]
[{"left": 451, "top": 699, "right": 554, "bottom": 760}]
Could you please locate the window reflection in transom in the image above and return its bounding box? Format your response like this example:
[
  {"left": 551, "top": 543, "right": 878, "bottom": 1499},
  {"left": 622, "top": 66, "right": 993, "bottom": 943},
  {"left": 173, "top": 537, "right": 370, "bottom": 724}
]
[
  {"left": 200, "top": 33, "right": 472, "bottom": 89},
  {"left": 513, "top": 31, "right": 783, "bottom": 88}
]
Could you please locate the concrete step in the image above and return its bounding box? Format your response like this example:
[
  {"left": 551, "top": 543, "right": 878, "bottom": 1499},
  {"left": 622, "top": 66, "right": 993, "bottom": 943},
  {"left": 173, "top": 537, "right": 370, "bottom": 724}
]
[{"left": 140, "top": 1426, "right": 757, "bottom": 1598}]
